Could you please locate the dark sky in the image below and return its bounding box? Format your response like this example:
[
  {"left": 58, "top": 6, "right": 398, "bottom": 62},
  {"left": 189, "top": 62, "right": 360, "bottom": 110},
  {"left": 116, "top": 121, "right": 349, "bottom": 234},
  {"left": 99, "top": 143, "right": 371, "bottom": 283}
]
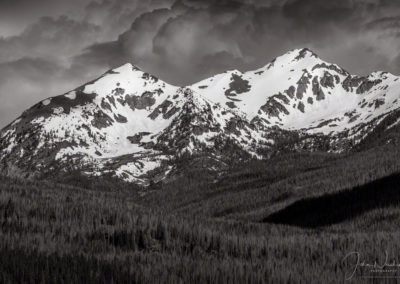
[{"left": 1, "top": 0, "right": 400, "bottom": 127}]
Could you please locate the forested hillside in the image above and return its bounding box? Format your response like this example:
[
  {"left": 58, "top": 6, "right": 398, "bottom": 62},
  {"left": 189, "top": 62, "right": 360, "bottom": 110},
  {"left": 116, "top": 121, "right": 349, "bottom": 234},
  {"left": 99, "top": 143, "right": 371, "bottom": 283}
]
[{"left": 2, "top": 133, "right": 400, "bottom": 283}]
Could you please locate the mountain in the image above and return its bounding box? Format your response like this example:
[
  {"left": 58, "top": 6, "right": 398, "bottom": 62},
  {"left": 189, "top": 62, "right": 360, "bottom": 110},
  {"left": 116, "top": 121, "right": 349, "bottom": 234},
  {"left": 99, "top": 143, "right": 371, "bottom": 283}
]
[
  {"left": 192, "top": 48, "right": 400, "bottom": 151},
  {"left": 2, "top": 48, "right": 400, "bottom": 185},
  {"left": 0, "top": 63, "right": 272, "bottom": 184}
]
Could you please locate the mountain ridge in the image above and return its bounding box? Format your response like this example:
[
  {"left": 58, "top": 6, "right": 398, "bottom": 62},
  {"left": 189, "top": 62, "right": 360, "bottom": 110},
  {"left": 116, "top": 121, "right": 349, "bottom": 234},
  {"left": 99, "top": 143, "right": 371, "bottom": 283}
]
[{"left": 1, "top": 48, "right": 400, "bottom": 185}]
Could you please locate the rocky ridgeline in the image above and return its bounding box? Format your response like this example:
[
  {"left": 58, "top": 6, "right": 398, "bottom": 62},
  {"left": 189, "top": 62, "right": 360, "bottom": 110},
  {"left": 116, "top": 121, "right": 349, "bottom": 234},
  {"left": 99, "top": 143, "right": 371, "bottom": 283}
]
[{"left": 1, "top": 49, "right": 400, "bottom": 185}]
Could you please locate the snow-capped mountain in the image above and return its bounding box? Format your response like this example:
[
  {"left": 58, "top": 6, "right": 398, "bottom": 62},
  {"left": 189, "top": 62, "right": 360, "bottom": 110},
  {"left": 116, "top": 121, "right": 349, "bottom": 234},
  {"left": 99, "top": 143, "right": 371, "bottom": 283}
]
[
  {"left": 2, "top": 48, "right": 400, "bottom": 185},
  {"left": 0, "top": 63, "right": 272, "bottom": 184},
  {"left": 192, "top": 49, "right": 400, "bottom": 147}
]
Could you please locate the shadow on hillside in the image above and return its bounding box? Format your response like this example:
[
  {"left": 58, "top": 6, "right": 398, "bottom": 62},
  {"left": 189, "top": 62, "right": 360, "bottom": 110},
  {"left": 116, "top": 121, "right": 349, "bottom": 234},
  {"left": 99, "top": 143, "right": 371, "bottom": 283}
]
[{"left": 263, "top": 173, "right": 400, "bottom": 228}]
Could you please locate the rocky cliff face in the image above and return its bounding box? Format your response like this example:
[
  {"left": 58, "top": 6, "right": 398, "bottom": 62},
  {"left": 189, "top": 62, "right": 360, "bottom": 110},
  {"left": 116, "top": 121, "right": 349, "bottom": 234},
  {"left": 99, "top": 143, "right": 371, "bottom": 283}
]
[{"left": 2, "top": 48, "right": 400, "bottom": 185}]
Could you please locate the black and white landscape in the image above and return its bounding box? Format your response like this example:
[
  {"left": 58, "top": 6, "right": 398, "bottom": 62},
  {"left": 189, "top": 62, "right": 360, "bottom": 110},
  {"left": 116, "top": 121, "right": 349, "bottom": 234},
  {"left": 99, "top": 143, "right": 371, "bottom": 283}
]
[
  {"left": 2, "top": 0, "right": 400, "bottom": 283},
  {"left": 2, "top": 47, "right": 400, "bottom": 185}
]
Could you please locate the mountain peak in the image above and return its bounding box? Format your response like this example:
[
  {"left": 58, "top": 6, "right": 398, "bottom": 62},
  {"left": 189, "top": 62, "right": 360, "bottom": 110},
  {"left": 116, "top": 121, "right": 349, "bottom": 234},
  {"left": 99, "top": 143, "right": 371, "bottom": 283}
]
[
  {"left": 290, "top": 47, "right": 318, "bottom": 58},
  {"left": 78, "top": 62, "right": 171, "bottom": 98},
  {"left": 277, "top": 48, "right": 319, "bottom": 62},
  {"left": 276, "top": 47, "right": 320, "bottom": 64},
  {"left": 111, "top": 62, "right": 141, "bottom": 73}
]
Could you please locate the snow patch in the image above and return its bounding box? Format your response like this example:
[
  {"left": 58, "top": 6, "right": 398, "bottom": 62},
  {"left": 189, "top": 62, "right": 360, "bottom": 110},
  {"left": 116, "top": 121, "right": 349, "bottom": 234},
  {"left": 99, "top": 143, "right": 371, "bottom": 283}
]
[
  {"left": 65, "top": 91, "right": 76, "bottom": 100},
  {"left": 42, "top": 99, "right": 51, "bottom": 106},
  {"left": 53, "top": 107, "right": 64, "bottom": 115}
]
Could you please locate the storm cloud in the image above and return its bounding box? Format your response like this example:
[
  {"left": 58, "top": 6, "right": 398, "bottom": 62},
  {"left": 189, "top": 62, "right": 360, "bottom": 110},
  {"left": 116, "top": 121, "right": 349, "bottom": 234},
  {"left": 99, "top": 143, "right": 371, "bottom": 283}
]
[
  {"left": 2, "top": 0, "right": 400, "bottom": 127},
  {"left": 75, "top": 0, "right": 400, "bottom": 84}
]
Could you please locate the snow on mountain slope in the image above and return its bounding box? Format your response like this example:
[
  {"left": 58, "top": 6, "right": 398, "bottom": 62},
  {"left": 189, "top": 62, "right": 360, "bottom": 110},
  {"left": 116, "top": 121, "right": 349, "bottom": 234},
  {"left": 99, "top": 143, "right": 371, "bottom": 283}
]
[
  {"left": 3, "top": 64, "right": 179, "bottom": 155},
  {"left": 192, "top": 48, "right": 326, "bottom": 119},
  {"left": 152, "top": 88, "right": 273, "bottom": 157},
  {"left": 0, "top": 63, "right": 272, "bottom": 184},
  {"left": 0, "top": 63, "right": 184, "bottom": 182},
  {"left": 192, "top": 48, "right": 400, "bottom": 142},
  {"left": 2, "top": 48, "right": 400, "bottom": 185}
]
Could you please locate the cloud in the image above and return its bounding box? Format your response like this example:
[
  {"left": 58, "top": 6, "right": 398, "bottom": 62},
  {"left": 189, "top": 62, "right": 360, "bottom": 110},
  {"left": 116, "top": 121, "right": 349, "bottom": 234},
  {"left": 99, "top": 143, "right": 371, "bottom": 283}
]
[
  {"left": 83, "top": 0, "right": 174, "bottom": 39},
  {"left": 74, "top": 3, "right": 269, "bottom": 84},
  {"left": 0, "top": 0, "right": 175, "bottom": 64},
  {"left": 0, "top": 0, "right": 176, "bottom": 127},
  {"left": 72, "top": 0, "right": 400, "bottom": 85},
  {"left": 73, "top": 6, "right": 186, "bottom": 82},
  {"left": 0, "top": 13, "right": 105, "bottom": 128},
  {"left": 3, "top": 0, "right": 400, "bottom": 128},
  {"left": 0, "top": 0, "right": 92, "bottom": 37},
  {"left": 0, "top": 16, "right": 101, "bottom": 63},
  {"left": 0, "top": 58, "right": 93, "bottom": 126}
]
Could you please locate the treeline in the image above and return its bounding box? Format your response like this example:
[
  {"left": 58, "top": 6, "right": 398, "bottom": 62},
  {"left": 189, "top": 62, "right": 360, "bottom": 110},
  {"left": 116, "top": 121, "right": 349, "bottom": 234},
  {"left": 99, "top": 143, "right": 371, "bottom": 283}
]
[
  {"left": 1, "top": 171, "right": 400, "bottom": 283},
  {"left": 141, "top": 139, "right": 400, "bottom": 220}
]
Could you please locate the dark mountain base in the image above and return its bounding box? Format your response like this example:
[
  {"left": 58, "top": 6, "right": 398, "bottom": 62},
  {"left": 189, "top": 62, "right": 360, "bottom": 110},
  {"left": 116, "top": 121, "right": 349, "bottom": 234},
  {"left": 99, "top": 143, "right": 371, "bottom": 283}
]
[{"left": 263, "top": 173, "right": 400, "bottom": 228}]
